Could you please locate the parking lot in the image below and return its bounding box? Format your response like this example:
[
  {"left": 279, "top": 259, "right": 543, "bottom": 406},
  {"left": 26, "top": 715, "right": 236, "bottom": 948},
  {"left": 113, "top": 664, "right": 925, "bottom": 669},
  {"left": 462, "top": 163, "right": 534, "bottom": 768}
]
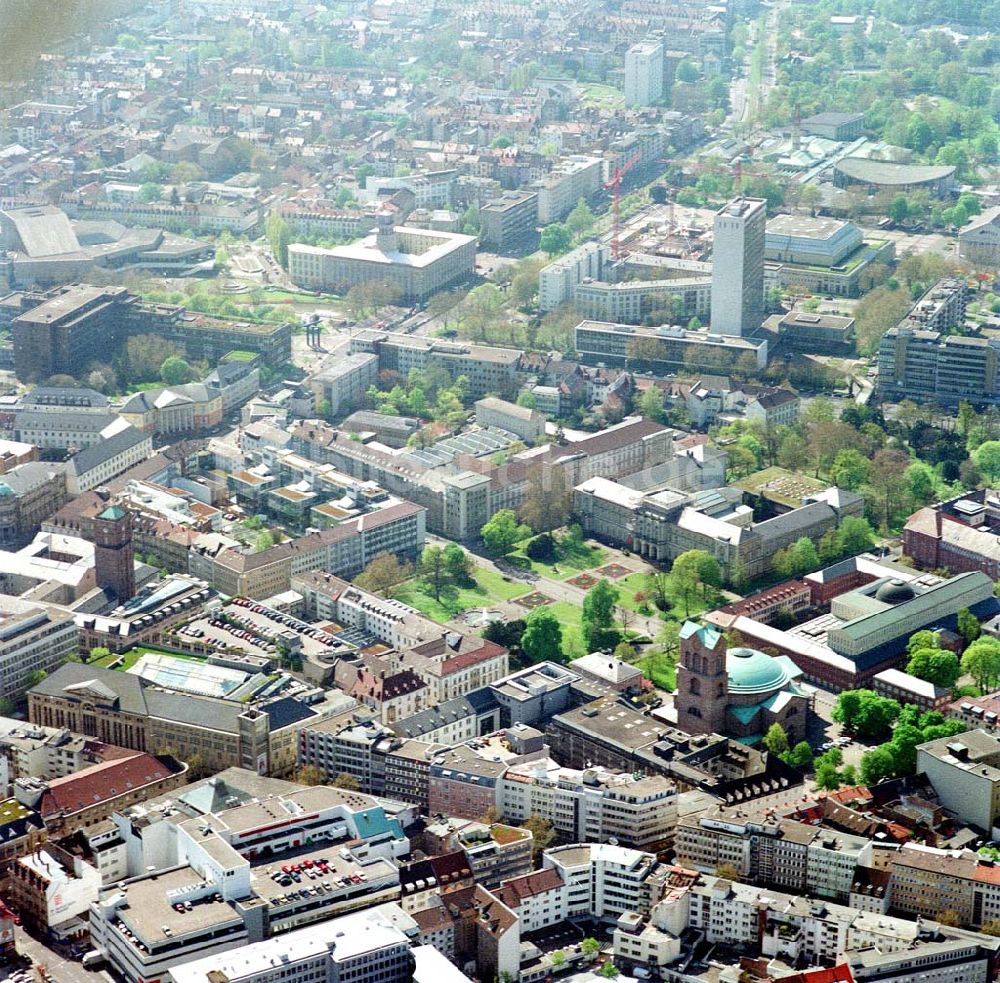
[{"left": 179, "top": 598, "right": 375, "bottom": 661}]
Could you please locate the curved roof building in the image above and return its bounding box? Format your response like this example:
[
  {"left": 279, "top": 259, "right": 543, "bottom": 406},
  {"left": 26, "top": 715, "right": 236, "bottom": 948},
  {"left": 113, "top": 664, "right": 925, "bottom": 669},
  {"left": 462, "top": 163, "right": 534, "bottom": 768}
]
[{"left": 676, "top": 622, "right": 814, "bottom": 742}]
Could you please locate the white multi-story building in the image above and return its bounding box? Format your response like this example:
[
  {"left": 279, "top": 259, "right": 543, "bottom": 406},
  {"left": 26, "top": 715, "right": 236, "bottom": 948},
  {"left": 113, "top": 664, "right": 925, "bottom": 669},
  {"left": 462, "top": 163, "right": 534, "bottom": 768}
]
[
  {"left": 710, "top": 197, "right": 767, "bottom": 337},
  {"left": 496, "top": 843, "right": 663, "bottom": 934},
  {"left": 309, "top": 353, "right": 378, "bottom": 416},
  {"left": 497, "top": 760, "right": 678, "bottom": 851},
  {"left": 91, "top": 785, "right": 409, "bottom": 983},
  {"left": 170, "top": 908, "right": 415, "bottom": 983},
  {"left": 533, "top": 156, "right": 603, "bottom": 224},
  {"left": 624, "top": 40, "right": 664, "bottom": 107},
  {"left": 291, "top": 572, "right": 442, "bottom": 649},
  {"left": 675, "top": 811, "right": 872, "bottom": 900},
  {"left": 615, "top": 871, "right": 1000, "bottom": 982},
  {"left": 0, "top": 597, "right": 79, "bottom": 705},
  {"left": 538, "top": 241, "right": 611, "bottom": 311},
  {"left": 8, "top": 845, "right": 101, "bottom": 938}
]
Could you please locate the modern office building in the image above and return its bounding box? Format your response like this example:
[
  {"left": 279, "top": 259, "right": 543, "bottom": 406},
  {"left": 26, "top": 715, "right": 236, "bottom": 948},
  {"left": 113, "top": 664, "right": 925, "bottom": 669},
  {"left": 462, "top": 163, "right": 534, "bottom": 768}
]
[
  {"left": 539, "top": 241, "right": 612, "bottom": 312},
  {"left": 309, "top": 352, "right": 379, "bottom": 416},
  {"left": 917, "top": 729, "right": 1000, "bottom": 834},
  {"left": 10, "top": 284, "right": 131, "bottom": 382},
  {"left": 0, "top": 597, "right": 79, "bottom": 704},
  {"left": 170, "top": 909, "right": 416, "bottom": 983},
  {"left": 574, "top": 320, "right": 767, "bottom": 372},
  {"left": 288, "top": 215, "right": 476, "bottom": 302},
  {"left": 710, "top": 197, "right": 767, "bottom": 337},
  {"left": 479, "top": 191, "right": 538, "bottom": 253},
  {"left": 624, "top": 40, "right": 665, "bottom": 107}
]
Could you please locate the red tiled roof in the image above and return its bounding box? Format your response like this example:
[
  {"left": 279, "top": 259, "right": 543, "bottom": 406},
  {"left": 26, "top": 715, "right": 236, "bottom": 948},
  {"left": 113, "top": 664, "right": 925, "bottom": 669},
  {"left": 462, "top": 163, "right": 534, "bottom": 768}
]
[
  {"left": 38, "top": 752, "right": 174, "bottom": 818},
  {"left": 495, "top": 867, "right": 563, "bottom": 908}
]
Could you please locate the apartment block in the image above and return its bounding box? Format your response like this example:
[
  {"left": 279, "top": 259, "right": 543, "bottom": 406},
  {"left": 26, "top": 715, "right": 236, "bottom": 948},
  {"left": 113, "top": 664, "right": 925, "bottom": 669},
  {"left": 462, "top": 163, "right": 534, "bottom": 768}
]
[
  {"left": 497, "top": 759, "right": 678, "bottom": 851},
  {"left": 532, "top": 156, "right": 603, "bottom": 224},
  {"left": 675, "top": 810, "right": 871, "bottom": 900},
  {"left": 479, "top": 191, "right": 538, "bottom": 253},
  {"left": 349, "top": 329, "right": 521, "bottom": 400},
  {"left": 624, "top": 40, "right": 665, "bottom": 107}
]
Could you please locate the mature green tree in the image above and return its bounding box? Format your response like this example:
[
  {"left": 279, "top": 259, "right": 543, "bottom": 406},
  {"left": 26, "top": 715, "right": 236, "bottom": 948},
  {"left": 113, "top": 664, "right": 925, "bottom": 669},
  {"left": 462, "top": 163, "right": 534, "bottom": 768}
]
[
  {"left": 861, "top": 745, "right": 897, "bottom": 785},
  {"left": 815, "top": 762, "right": 842, "bottom": 790},
  {"left": 354, "top": 554, "right": 412, "bottom": 596},
  {"left": 832, "top": 689, "right": 900, "bottom": 739},
  {"left": 418, "top": 546, "right": 447, "bottom": 601},
  {"left": 957, "top": 607, "right": 982, "bottom": 643},
  {"left": 519, "top": 466, "right": 572, "bottom": 534},
  {"left": 830, "top": 448, "right": 872, "bottom": 491},
  {"left": 908, "top": 629, "right": 939, "bottom": 654},
  {"left": 906, "top": 648, "right": 961, "bottom": 688},
  {"left": 763, "top": 723, "right": 789, "bottom": 756},
  {"left": 566, "top": 197, "right": 596, "bottom": 236},
  {"left": 786, "top": 741, "right": 814, "bottom": 769},
  {"left": 266, "top": 210, "right": 292, "bottom": 268},
  {"left": 837, "top": 516, "right": 876, "bottom": 556},
  {"left": 974, "top": 441, "right": 1000, "bottom": 483},
  {"left": 540, "top": 223, "right": 572, "bottom": 256},
  {"left": 521, "top": 607, "right": 563, "bottom": 663},
  {"left": 669, "top": 550, "right": 722, "bottom": 616},
  {"left": 638, "top": 386, "right": 665, "bottom": 422},
  {"left": 442, "top": 543, "right": 474, "bottom": 584},
  {"left": 582, "top": 579, "right": 621, "bottom": 651},
  {"left": 160, "top": 356, "right": 195, "bottom": 386},
  {"left": 483, "top": 618, "right": 526, "bottom": 651},
  {"left": 481, "top": 509, "right": 530, "bottom": 555},
  {"left": 962, "top": 637, "right": 1000, "bottom": 691}
]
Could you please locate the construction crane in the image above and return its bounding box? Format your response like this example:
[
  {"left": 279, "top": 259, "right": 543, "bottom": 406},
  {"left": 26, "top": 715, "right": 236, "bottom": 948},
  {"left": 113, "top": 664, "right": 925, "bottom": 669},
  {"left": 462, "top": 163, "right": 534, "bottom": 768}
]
[{"left": 604, "top": 152, "right": 641, "bottom": 260}]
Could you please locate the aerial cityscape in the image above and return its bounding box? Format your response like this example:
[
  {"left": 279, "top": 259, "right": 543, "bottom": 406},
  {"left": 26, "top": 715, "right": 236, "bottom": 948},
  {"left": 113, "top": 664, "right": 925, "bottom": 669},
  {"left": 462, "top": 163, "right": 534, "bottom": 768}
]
[{"left": 0, "top": 1, "right": 997, "bottom": 983}]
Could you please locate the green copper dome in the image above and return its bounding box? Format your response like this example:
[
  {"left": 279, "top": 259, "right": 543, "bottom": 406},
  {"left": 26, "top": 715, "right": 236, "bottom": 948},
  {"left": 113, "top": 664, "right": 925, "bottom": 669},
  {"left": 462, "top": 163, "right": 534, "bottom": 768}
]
[{"left": 726, "top": 647, "right": 790, "bottom": 695}]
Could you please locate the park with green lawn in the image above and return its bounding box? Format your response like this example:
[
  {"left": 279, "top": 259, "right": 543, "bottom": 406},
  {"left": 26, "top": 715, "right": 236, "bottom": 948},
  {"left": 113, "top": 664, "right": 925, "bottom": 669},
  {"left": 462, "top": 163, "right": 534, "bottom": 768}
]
[{"left": 394, "top": 565, "right": 529, "bottom": 622}]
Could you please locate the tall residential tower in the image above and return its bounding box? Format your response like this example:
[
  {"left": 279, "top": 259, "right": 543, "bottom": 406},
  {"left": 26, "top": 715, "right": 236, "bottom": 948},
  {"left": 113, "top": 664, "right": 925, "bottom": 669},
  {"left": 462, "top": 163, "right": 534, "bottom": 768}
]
[{"left": 624, "top": 40, "right": 664, "bottom": 108}]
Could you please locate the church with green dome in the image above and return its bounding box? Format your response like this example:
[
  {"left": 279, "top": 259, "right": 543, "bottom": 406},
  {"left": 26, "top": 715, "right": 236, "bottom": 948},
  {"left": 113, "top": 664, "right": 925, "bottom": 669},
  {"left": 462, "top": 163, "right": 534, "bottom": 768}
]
[{"left": 674, "top": 621, "right": 814, "bottom": 742}]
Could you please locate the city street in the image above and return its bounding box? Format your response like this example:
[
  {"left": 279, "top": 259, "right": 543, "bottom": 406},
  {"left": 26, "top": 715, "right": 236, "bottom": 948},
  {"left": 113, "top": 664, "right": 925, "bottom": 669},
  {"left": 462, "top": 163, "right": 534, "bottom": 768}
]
[{"left": 11, "top": 928, "right": 103, "bottom": 983}]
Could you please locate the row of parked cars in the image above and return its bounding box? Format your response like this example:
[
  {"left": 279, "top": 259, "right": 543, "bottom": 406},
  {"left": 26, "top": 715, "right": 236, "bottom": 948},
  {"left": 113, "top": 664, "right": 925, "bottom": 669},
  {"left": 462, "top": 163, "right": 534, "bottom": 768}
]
[{"left": 230, "top": 597, "right": 339, "bottom": 647}]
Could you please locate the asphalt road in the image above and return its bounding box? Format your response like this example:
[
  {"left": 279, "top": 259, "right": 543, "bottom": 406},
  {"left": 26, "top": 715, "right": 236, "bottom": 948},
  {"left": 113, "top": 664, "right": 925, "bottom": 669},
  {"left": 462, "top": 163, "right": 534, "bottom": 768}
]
[{"left": 11, "top": 927, "right": 104, "bottom": 983}]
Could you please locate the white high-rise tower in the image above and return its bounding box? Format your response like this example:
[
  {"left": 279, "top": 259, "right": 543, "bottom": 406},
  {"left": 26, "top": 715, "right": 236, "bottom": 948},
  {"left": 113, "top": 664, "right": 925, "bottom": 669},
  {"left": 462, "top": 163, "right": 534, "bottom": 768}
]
[{"left": 710, "top": 196, "right": 767, "bottom": 337}]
